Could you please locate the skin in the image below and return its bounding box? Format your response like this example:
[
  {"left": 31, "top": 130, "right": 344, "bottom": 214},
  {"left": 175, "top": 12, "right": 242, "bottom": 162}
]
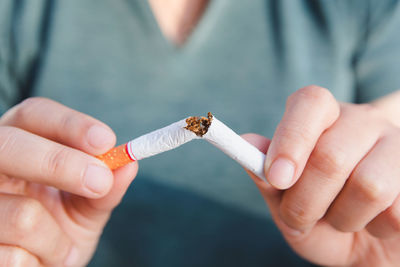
[
  {"left": 243, "top": 86, "right": 400, "bottom": 267},
  {"left": 148, "top": 0, "right": 209, "bottom": 45},
  {"left": 0, "top": 98, "right": 138, "bottom": 266}
]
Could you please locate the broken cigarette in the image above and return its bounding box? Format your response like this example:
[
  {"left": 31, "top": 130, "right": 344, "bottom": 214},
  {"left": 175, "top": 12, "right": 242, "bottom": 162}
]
[{"left": 97, "top": 113, "right": 266, "bottom": 180}]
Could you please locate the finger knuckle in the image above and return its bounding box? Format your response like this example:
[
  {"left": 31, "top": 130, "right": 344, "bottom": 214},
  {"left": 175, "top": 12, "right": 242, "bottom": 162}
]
[
  {"left": 328, "top": 219, "right": 361, "bottom": 233},
  {"left": 294, "top": 85, "right": 334, "bottom": 105},
  {"left": 280, "top": 201, "right": 315, "bottom": 230},
  {"left": 59, "top": 112, "right": 73, "bottom": 131},
  {"left": 11, "top": 97, "right": 50, "bottom": 123},
  {"left": 43, "top": 226, "right": 72, "bottom": 263},
  {"left": 278, "top": 123, "right": 315, "bottom": 148},
  {"left": 0, "top": 126, "right": 19, "bottom": 156},
  {"left": 59, "top": 112, "right": 81, "bottom": 137},
  {"left": 42, "top": 146, "right": 70, "bottom": 178},
  {"left": 308, "top": 143, "right": 347, "bottom": 178},
  {"left": 51, "top": 240, "right": 72, "bottom": 264},
  {"left": 359, "top": 103, "right": 384, "bottom": 119},
  {"left": 19, "top": 97, "right": 51, "bottom": 108},
  {"left": 58, "top": 110, "right": 96, "bottom": 145},
  {"left": 352, "top": 175, "right": 392, "bottom": 206},
  {"left": 7, "top": 247, "right": 37, "bottom": 267},
  {"left": 286, "top": 86, "right": 339, "bottom": 122},
  {"left": 385, "top": 206, "right": 400, "bottom": 233},
  {"left": 12, "top": 198, "right": 45, "bottom": 236}
]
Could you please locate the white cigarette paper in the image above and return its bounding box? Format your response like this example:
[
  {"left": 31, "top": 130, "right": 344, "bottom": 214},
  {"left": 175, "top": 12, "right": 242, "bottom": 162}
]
[
  {"left": 124, "top": 113, "right": 266, "bottom": 181},
  {"left": 126, "top": 119, "right": 199, "bottom": 160},
  {"left": 203, "top": 118, "right": 266, "bottom": 180}
]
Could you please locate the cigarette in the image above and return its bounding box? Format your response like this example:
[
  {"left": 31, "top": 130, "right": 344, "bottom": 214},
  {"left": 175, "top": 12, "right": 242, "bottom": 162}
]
[
  {"left": 97, "top": 113, "right": 266, "bottom": 180},
  {"left": 97, "top": 118, "right": 199, "bottom": 169}
]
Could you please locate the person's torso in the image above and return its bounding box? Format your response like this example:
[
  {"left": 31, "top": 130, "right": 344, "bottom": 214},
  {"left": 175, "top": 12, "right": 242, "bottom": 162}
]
[{"left": 3, "top": 0, "right": 368, "bottom": 266}]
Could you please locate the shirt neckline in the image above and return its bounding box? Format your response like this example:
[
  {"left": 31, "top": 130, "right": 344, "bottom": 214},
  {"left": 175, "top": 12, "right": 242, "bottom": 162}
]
[{"left": 139, "top": 0, "right": 224, "bottom": 53}]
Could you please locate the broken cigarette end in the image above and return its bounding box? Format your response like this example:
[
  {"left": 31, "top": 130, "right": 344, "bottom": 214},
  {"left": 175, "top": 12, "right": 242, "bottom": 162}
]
[{"left": 185, "top": 112, "right": 213, "bottom": 137}]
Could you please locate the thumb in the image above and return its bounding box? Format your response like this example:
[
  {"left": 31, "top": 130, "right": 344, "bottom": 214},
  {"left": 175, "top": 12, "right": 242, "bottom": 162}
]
[
  {"left": 241, "top": 133, "right": 300, "bottom": 236},
  {"left": 87, "top": 162, "right": 139, "bottom": 211},
  {"left": 65, "top": 162, "right": 138, "bottom": 231},
  {"left": 241, "top": 133, "right": 276, "bottom": 198}
]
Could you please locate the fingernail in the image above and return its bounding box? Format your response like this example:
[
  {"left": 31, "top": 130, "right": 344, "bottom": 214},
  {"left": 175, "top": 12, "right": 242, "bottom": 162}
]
[
  {"left": 267, "top": 158, "right": 295, "bottom": 189},
  {"left": 64, "top": 246, "right": 79, "bottom": 266},
  {"left": 87, "top": 125, "right": 115, "bottom": 149},
  {"left": 83, "top": 164, "right": 113, "bottom": 195}
]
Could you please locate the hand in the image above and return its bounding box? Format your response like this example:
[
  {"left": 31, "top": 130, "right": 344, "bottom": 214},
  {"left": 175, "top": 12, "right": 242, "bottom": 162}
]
[
  {"left": 0, "top": 98, "right": 138, "bottom": 266},
  {"left": 243, "top": 86, "right": 400, "bottom": 267}
]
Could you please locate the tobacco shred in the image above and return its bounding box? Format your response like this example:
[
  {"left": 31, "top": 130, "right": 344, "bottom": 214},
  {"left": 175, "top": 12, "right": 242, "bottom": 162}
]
[{"left": 185, "top": 112, "right": 213, "bottom": 137}]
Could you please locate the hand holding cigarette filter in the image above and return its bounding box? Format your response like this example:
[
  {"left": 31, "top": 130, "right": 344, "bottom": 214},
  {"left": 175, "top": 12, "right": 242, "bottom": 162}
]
[{"left": 97, "top": 113, "right": 267, "bottom": 180}]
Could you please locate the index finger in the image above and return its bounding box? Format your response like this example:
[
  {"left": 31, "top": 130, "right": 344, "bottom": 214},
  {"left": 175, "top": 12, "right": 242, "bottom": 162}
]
[
  {"left": 0, "top": 97, "right": 116, "bottom": 155},
  {"left": 0, "top": 126, "right": 113, "bottom": 198},
  {"left": 265, "top": 86, "right": 339, "bottom": 189}
]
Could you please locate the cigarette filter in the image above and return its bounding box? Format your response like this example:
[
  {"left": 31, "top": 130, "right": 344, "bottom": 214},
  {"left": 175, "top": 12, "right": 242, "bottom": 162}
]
[{"left": 97, "top": 113, "right": 267, "bottom": 181}]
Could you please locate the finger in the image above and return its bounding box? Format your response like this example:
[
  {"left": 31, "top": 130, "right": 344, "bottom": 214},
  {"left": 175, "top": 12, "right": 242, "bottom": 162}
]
[
  {"left": 90, "top": 162, "right": 139, "bottom": 211},
  {"left": 241, "top": 134, "right": 282, "bottom": 219},
  {"left": 241, "top": 133, "right": 270, "bottom": 154},
  {"left": 58, "top": 162, "right": 139, "bottom": 231},
  {"left": 0, "top": 245, "right": 40, "bottom": 267},
  {"left": 243, "top": 134, "right": 356, "bottom": 267},
  {"left": 265, "top": 86, "right": 340, "bottom": 189},
  {"left": 278, "top": 105, "right": 382, "bottom": 232},
  {"left": 0, "top": 194, "right": 72, "bottom": 266},
  {"left": 243, "top": 134, "right": 312, "bottom": 236},
  {"left": 0, "top": 126, "right": 113, "bottom": 198},
  {"left": 241, "top": 133, "right": 277, "bottom": 197},
  {"left": 366, "top": 195, "right": 400, "bottom": 238},
  {"left": 326, "top": 134, "right": 400, "bottom": 232},
  {"left": 0, "top": 97, "right": 116, "bottom": 155}
]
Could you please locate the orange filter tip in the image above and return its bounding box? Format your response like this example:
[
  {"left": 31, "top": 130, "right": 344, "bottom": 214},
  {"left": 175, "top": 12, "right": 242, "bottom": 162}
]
[{"left": 96, "top": 143, "right": 135, "bottom": 170}]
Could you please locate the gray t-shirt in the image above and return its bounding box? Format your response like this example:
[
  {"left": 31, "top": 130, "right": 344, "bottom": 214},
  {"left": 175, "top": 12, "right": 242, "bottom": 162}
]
[{"left": 1, "top": 0, "right": 400, "bottom": 266}]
